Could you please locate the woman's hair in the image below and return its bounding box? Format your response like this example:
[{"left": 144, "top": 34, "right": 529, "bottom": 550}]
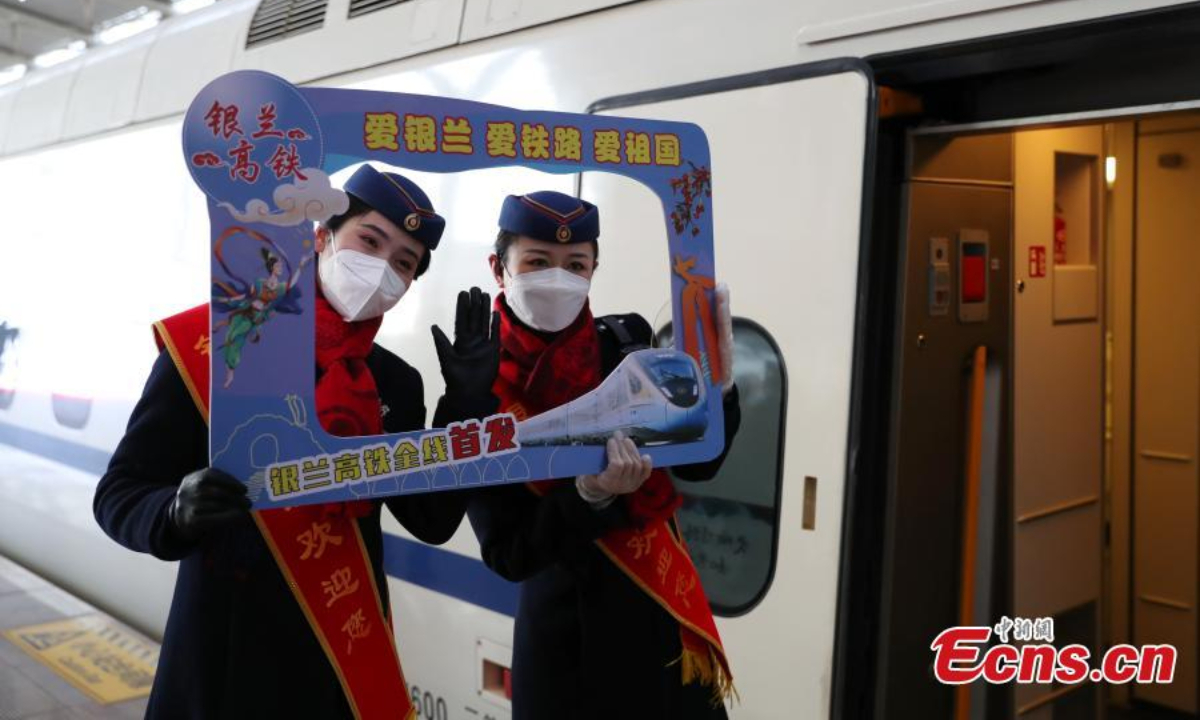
[{"left": 325, "top": 195, "right": 432, "bottom": 278}]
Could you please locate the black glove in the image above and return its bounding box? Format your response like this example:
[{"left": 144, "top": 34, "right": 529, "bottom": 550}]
[
  {"left": 431, "top": 287, "right": 501, "bottom": 403},
  {"left": 169, "top": 467, "right": 251, "bottom": 542}
]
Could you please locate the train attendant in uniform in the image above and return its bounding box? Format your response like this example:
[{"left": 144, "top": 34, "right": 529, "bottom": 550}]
[
  {"left": 467, "top": 191, "right": 741, "bottom": 719},
  {"left": 94, "top": 164, "right": 500, "bottom": 720}
]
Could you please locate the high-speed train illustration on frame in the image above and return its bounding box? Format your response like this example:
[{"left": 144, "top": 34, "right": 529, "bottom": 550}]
[
  {"left": 517, "top": 349, "right": 708, "bottom": 447},
  {"left": 3, "top": 0, "right": 1200, "bottom": 718}
]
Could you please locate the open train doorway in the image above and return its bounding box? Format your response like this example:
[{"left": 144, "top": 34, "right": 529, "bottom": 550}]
[{"left": 877, "top": 107, "right": 1200, "bottom": 720}]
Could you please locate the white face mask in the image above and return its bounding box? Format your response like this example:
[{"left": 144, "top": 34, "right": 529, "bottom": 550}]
[
  {"left": 318, "top": 234, "right": 408, "bottom": 322},
  {"left": 504, "top": 266, "right": 591, "bottom": 332}
]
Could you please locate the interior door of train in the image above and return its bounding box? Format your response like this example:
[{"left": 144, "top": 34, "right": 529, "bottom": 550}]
[
  {"left": 1011, "top": 126, "right": 1106, "bottom": 720},
  {"left": 886, "top": 126, "right": 1108, "bottom": 719},
  {"left": 580, "top": 62, "right": 874, "bottom": 718},
  {"left": 884, "top": 131, "right": 1015, "bottom": 719}
]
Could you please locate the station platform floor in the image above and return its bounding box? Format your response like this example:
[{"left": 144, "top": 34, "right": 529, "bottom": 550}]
[{"left": 0, "top": 554, "right": 152, "bottom": 719}]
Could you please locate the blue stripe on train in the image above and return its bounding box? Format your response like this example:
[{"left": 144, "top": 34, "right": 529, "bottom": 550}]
[
  {"left": 381, "top": 534, "right": 518, "bottom": 617},
  {"left": 0, "top": 420, "right": 111, "bottom": 476},
  {"left": 0, "top": 419, "right": 519, "bottom": 617}
]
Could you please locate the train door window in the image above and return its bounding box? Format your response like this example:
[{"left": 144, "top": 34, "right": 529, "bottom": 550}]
[{"left": 655, "top": 319, "right": 785, "bottom": 616}]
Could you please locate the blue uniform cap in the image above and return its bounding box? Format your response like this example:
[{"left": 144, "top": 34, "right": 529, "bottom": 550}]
[
  {"left": 342, "top": 164, "right": 445, "bottom": 250},
  {"left": 499, "top": 191, "right": 599, "bottom": 245}
]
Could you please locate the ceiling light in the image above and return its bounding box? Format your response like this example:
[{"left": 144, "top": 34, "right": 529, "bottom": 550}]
[
  {"left": 32, "top": 41, "right": 86, "bottom": 69},
  {"left": 96, "top": 9, "right": 162, "bottom": 44},
  {"left": 173, "top": 0, "right": 216, "bottom": 13},
  {"left": 0, "top": 64, "right": 26, "bottom": 86}
]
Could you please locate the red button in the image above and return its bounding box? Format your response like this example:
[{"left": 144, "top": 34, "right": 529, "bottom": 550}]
[
  {"left": 962, "top": 256, "right": 986, "bottom": 303},
  {"left": 503, "top": 668, "right": 512, "bottom": 700}
]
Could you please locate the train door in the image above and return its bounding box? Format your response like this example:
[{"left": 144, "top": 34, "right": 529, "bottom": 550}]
[
  {"left": 1011, "top": 125, "right": 1107, "bottom": 720},
  {"left": 882, "top": 129, "right": 1015, "bottom": 719},
  {"left": 1129, "top": 115, "right": 1200, "bottom": 715},
  {"left": 883, "top": 123, "right": 1110, "bottom": 719},
  {"left": 581, "top": 61, "right": 875, "bottom": 719},
  {"left": 884, "top": 112, "right": 1200, "bottom": 720}
]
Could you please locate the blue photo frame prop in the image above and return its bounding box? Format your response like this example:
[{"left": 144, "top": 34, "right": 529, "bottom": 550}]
[{"left": 182, "top": 70, "right": 725, "bottom": 509}]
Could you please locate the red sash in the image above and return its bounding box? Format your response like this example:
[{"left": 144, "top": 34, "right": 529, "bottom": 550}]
[
  {"left": 494, "top": 298, "right": 734, "bottom": 702},
  {"left": 154, "top": 303, "right": 414, "bottom": 720}
]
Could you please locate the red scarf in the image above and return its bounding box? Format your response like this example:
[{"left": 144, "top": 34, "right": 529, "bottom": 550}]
[
  {"left": 493, "top": 295, "right": 733, "bottom": 702},
  {"left": 314, "top": 291, "right": 384, "bottom": 438},
  {"left": 495, "top": 294, "right": 599, "bottom": 415},
  {"left": 495, "top": 296, "right": 679, "bottom": 523},
  {"left": 300, "top": 291, "right": 381, "bottom": 520}
]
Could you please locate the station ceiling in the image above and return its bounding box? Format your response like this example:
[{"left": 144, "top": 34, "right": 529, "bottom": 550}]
[{"left": 0, "top": 0, "right": 222, "bottom": 68}]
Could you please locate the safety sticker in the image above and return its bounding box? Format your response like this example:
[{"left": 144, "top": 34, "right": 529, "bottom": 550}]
[{"left": 3, "top": 614, "right": 158, "bottom": 704}]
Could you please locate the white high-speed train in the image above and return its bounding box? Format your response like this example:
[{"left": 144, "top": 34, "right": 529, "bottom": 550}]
[
  {"left": 517, "top": 349, "right": 709, "bottom": 446},
  {"left": 3, "top": 0, "right": 1200, "bottom": 718}
]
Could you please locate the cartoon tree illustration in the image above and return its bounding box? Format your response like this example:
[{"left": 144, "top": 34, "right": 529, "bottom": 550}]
[{"left": 668, "top": 162, "right": 712, "bottom": 237}]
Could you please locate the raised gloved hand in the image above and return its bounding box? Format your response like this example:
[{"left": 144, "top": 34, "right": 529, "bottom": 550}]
[
  {"left": 432, "top": 287, "right": 501, "bottom": 403},
  {"left": 716, "top": 282, "right": 734, "bottom": 396},
  {"left": 169, "top": 467, "right": 251, "bottom": 542},
  {"left": 576, "top": 431, "right": 654, "bottom": 506}
]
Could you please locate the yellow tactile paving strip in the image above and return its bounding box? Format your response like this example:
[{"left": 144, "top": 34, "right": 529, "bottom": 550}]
[
  {"left": 4, "top": 615, "right": 157, "bottom": 705},
  {"left": 0, "top": 555, "right": 153, "bottom": 719}
]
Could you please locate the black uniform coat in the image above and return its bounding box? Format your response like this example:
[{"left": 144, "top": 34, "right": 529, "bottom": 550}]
[
  {"left": 94, "top": 345, "right": 489, "bottom": 719},
  {"left": 467, "top": 314, "right": 741, "bottom": 720}
]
